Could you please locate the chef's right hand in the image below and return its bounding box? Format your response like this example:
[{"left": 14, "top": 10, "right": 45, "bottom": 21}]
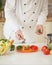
[{"left": 15, "top": 30, "right": 24, "bottom": 40}]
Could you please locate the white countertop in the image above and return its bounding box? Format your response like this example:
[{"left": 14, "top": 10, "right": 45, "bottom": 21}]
[{"left": 0, "top": 43, "right": 52, "bottom": 65}]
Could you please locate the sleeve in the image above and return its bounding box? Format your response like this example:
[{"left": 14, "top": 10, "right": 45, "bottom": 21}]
[
  {"left": 5, "top": 0, "right": 20, "bottom": 31},
  {"left": 36, "top": 0, "right": 48, "bottom": 25}
]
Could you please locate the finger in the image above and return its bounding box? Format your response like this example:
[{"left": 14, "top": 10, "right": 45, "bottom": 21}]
[
  {"left": 15, "top": 30, "right": 24, "bottom": 40},
  {"left": 17, "top": 35, "right": 20, "bottom": 40},
  {"left": 18, "top": 34, "right": 24, "bottom": 40},
  {"left": 35, "top": 31, "right": 41, "bottom": 35},
  {"left": 15, "top": 33, "right": 21, "bottom": 40},
  {"left": 17, "top": 30, "right": 24, "bottom": 38},
  {"left": 19, "top": 33, "right": 24, "bottom": 39}
]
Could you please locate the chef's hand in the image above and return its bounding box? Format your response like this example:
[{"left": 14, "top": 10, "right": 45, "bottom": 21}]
[
  {"left": 35, "top": 25, "right": 43, "bottom": 35},
  {"left": 15, "top": 30, "right": 24, "bottom": 40}
]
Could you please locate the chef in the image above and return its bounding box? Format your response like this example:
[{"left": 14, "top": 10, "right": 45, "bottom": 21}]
[{"left": 3, "top": 0, "right": 48, "bottom": 43}]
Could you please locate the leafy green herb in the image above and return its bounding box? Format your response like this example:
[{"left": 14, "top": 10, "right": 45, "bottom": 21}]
[
  {"left": 38, "top": 29, "right": 41, "bottom": 33},
  {"left": 10, "top": 45, "right": 15, "bottom": 51}
]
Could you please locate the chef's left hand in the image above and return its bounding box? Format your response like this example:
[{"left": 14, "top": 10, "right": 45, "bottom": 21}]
[{"left": 35, "top": 25, "right": 43, "bottom": 35}]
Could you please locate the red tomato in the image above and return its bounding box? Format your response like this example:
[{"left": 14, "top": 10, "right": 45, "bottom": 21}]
[
  {"left": 43, "top": 48, "right": 50, "bottom": 55},
  {"left": 41, "top": 46, "right": 50, "bottom": 55},
  {"left": 30, "top": 45, "right": 38, "bottom": 52},
  {"left": 41, "top": 46, "right": 48, "bottom": 51}
]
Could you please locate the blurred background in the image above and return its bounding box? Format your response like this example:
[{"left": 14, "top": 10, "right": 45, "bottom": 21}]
[{"left": 0, "top": 0, "right": 52, "bottom": 43}]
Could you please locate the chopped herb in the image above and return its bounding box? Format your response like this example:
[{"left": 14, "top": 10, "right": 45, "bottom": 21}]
[{"left": 10, "top": 45, "right": 15, "bottom": 51}]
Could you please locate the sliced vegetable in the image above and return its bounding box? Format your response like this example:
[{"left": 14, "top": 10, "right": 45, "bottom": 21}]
[
  {"left": 16, "top": 45, "right": 39, "bottom": 53},
  {"left": 25, "top": 45, "right": 30, "bottom": 50},
  {"left": 16, "top": 45, "right": 23, "bottom": 50},
  {"left": 30, "top": 45, "right": 38, "bottom": 52}
]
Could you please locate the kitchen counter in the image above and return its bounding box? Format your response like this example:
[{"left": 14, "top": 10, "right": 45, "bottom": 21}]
[{"left": 0, "top": 43, "right": 52, "bottom": 65}]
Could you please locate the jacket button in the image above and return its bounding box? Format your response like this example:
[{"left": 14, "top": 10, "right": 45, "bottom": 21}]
[
  {"left": 35, "top": 3, "right": 37, "bottom": 5},
  {"left": 29, "top": 26, "right": 31, "bottom": 28},
  {"left": 24, "top": 12, "right": 26, "bottom": 14},
  {"left": 22, "top": 27, "right": 24, "bottom": 29},
  {"left": 24, "top": 3, "right": 26, "bottom": 6},
  {"left": 24, "top": 20, "right": 26, "bottom": 22},
  {"left": 31, "top": 19, "right": 34, "bottom": 21},
  {"left": 33, "top": 11, "right": 35, "bottom": 14}
]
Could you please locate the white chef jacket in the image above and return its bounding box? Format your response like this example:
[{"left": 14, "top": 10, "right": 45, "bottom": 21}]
[{"left": 3, "top": 0, "right": 48, "bottom": 43}]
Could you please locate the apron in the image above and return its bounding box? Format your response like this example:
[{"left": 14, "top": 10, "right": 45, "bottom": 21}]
[{"left": 3, "top": 0, "right": 47, "bottom": 43}]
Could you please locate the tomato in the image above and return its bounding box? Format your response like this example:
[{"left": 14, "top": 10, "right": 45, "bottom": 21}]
[
  {"left": 43, "top": 48, "right": 50, "bottom": 55},
  {"left": 41, "top": 46, "right": 48, "bottom": 51},
  {"left": 30, "top": 45, "right": 38, "bottom": 52},
  {"left": 41, "top": 46, "right": 50, "bottom": 55}
]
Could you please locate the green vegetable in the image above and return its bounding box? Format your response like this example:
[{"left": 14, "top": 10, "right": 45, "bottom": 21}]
[
  {"left": 0, "top": 0, "right": 2, "bottom": 10},
  {"left": 48, "top": 43, "right": 52, "bottom": 50},
  {"left": 16, "top": 45, "right": 23, "bottom": 50},
  {"left": 10, "top": 45, "right": 15, "bottom": 51},
  {"left": 38, "top": 29, "right": 41, "bottom": 33}
]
